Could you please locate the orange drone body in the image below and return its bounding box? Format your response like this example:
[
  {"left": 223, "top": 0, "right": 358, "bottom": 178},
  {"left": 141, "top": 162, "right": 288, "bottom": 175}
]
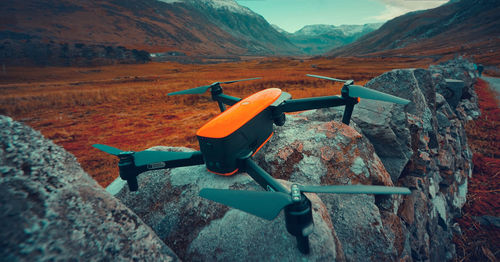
[{"left": 196, "top": 88, "right": 284, "bottom": 175}]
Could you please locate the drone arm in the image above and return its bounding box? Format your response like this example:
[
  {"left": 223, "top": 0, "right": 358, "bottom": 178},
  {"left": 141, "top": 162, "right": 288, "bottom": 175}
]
[
  {"left": 120, "top": 151, "right": 204, "bottom": 192},
  {"left": 277, "top": 96, "right": 349, "bottom": 113},
  {"left": 213, "top": 93, "right": 241, "bottom": 106},
  {"left": 135, "top": 151, "right": 204, "bottom": 172},
  {"left": 240, "top": 157, "right": 290, "bottom": 194}
]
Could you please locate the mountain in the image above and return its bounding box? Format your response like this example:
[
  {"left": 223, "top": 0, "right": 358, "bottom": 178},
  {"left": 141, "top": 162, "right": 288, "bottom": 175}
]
[
  {"left": 0, "top": 0, "right": 300, "bottom": 65},
  {"left": 188, "top": 0, "right": 300, "bottom": 55},
  {"left": 328, "top": 0, "right": 500, "bottom": 65},
  {"left": 274, "top": 23, "right": 382, "bottom": 55}
]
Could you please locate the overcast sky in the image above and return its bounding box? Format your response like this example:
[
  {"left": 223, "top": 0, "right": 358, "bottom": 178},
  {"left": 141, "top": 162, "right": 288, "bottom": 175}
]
[{"left": 235, "top": 0, "right": 448, "bottom": 33}]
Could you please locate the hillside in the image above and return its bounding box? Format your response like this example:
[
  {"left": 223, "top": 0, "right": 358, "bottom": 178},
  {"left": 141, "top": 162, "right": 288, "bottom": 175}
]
[
  {"left": 328, "top": 0, "right": 500, "bottom": 66},
  {"left": 0, "top": 0, "right": 300, "bottom": 65}
]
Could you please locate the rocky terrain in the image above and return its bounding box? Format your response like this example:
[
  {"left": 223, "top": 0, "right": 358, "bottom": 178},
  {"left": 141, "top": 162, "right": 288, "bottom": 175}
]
[{"left": 0, "top": 58, "right": 480, "bottom": 261}]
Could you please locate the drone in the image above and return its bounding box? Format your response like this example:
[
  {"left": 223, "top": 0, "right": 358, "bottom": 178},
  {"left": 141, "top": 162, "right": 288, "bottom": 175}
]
[{"left": 93, "top": 75, "right": 411, "bottom": 254}]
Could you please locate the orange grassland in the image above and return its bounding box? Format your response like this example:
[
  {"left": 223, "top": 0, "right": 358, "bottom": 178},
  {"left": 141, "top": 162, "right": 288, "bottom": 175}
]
[{"left": 0, "top": 57, "right": 435, "bottom": 187}]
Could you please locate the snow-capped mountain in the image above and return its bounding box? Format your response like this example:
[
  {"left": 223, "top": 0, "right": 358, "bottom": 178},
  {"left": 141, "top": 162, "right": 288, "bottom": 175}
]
[
  {"left": 277, "top": 23, "right": 382, "bottom": 55},
  {"left": 188, "top": 0, "right": 257, "bottom": 16}
]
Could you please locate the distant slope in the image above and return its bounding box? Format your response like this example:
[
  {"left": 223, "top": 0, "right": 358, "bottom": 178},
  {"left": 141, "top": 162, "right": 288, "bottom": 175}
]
[
  {"left": 0, "top": 0, "right": 300, "bottom": 58},
  {"left": 273, "top": 23, "right": 381, "bottom": 55},
  {"left": 329, "top": 0, "right": 500, "bottom": 65}
]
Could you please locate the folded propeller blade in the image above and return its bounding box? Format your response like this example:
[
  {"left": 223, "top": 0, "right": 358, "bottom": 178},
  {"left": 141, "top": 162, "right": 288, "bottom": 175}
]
[
  {"left": 218, "top": 77, "right": 262, "bottom": 84},
  {"left": 167, "top": 77, "right": 261, "bottom": 96},
  {"left": 348, "top": 85, "right": 410, "bottom": 105},
  {"left": 168, "top": 85, "right": 213, "bottom": 95},
  {"left": 199, "top": 188, "right": 293, "bottom": 220},
  {"left": 299, "top": 184, "right": 411, "bottom": 195},
  {"left": 133, "top": 150, "right": 196, "bottom": 167},
  {"left": 306, "top": 74, "right": 347, "bottom": 83},
  {"left": 93, "top": 144, "right": 197, "bottom": 167},
  {"left": 93, "top": 144, "right": 125, "bottom": 156}
]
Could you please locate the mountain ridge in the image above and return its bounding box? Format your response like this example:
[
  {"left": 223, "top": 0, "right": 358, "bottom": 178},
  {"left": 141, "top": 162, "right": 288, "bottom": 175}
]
[
  {"left": 0, "top": 0, "right": 300, "bottom": 60},
  {"left": 328, "top": 0, "right": 500, "bottom": 65}
]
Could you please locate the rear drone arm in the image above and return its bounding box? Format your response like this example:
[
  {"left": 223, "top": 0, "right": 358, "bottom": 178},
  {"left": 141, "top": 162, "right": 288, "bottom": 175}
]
[
  {"left": 117, "top": 150, "right": 204, "bottom": 191},
  {"left": 92, "top": 144, "right": 204, "bottom": 191},
  {"left": 277, "top": 95, "right": 350, "bottom": 112},
  {"left": 275, "top": 95, "right": 358, "bottom": 125}
]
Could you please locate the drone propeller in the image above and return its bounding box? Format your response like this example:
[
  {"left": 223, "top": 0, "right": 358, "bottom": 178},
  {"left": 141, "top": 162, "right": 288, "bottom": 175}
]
[
  {"left": 347, "top": 85, "right": 410, "bottom": 105},
  {"left": 167, "top": 77, "right": 262, "bottom": 96},
  {"left": 306, "top": 74, "right": 347, "bottom": 83},
  {"left": 199, "top": 189, "right": 293, "bottom": 220},
  {"left": 306, "top": 74, "right": 410, "bottom": 105},
  {"left": 200, "top": 184, "right": 410, "bottom": 220},
  {"left": 92, "top": 144, "right": 197, "bottom": 167},
  {"left": 298, "top": 184, "right": 411, "bottom": 194}
]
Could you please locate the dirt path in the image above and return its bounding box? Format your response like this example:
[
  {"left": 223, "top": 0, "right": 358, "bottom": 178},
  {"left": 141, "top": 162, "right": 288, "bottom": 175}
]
[{"left": 482, "top": 76, "right": 500, "bottom": 103}]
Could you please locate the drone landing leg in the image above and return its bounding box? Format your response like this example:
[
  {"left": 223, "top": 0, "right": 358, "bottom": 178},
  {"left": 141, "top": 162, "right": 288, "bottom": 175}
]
[
  {"left": 217, "top": 101, "right": 226, "bottom": 112},
  {"left": 341, "top": 103, "right": 355, "bottom": 125},
  {"left": 285, "top": 197, "right": 314, "bottom": 255},
  {"left": 297, "top": 236, "right": 310, "bottom": 254}
]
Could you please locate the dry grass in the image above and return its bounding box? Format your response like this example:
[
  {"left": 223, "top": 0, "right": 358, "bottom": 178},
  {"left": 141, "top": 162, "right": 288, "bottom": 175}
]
[
  {"left": 454, "top": 78, "right": 500, "bottom": 262},
  {"left": 0, "top": 57, "right": 433, "bottom": 186}
]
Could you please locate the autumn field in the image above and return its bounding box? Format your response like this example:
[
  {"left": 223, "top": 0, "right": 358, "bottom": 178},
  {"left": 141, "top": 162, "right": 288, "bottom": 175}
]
[{"left": 0, "top": 57, "right": 435, "bottom": 186}]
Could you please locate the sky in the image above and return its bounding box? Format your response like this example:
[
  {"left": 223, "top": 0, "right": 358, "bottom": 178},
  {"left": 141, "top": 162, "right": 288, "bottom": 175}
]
[{"left": 235, "top": 0, "right": 448, "bottom": 33}]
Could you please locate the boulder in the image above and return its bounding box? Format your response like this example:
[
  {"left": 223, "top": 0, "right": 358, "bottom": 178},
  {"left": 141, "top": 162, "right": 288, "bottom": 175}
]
[
  {"left": 0, "top": 116, "right": 178, "bottom": 261},
  {"left": 112, "top": 147, "right": 343, "bottom": 261},
  {"left": 255, "top": 113, "right": 407, "bottom": 261}
]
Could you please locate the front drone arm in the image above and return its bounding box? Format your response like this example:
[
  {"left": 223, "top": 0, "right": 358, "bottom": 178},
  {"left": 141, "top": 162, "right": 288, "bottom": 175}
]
[{"left": 239, "top": 156, "right": 290, "bottom": 194}]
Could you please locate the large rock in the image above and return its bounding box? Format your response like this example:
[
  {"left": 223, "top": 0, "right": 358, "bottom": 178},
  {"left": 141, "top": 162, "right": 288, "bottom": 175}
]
[
  {"left": 255, "top": 113, "right": 407, "bottom": 261},
  {"left": 0, "top": 116, "right": 178, "bottom": 261},
  {"left": 112, "top": 146, "right": 343, "bottom": 261}
]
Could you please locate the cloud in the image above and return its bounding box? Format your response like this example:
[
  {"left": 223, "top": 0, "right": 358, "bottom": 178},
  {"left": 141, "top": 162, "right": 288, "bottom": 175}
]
[{"left": 371, "top": 0, "right": 447, "bottom": 21}]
